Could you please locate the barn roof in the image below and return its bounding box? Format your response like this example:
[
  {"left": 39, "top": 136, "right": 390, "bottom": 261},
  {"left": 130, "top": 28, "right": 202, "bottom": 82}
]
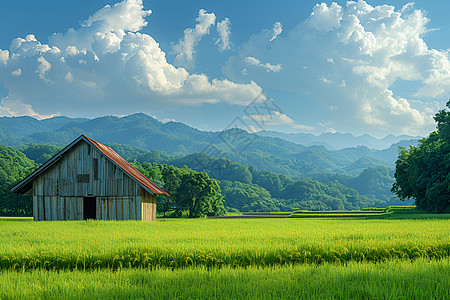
[{"left": 11, "top": 135, "right": 170, "bottom": 196}]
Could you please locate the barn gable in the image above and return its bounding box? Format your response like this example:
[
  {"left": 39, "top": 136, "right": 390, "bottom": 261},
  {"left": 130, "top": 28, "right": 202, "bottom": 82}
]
[{"left": 11, "top": 135, "right": 169, "bottom": 221}]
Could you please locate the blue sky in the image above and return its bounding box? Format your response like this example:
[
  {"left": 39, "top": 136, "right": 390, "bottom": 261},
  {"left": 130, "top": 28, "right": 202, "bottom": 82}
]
[{"left": 0, "top": 0, "right": 449, "bottom": 137}]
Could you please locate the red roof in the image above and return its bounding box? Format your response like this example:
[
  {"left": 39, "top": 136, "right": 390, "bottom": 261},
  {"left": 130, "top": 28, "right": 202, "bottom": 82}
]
[
  {"left": 11, "top": 134, "right": 170, "bottom": 196},
  {"left": 84, "top": 136, "right": 170, "bottom": 196}
]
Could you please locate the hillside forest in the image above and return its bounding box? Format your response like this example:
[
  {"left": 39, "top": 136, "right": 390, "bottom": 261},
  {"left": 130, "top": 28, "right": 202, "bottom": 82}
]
[{"left": 1, "top": 142, "right": 410, "bottom": 217}]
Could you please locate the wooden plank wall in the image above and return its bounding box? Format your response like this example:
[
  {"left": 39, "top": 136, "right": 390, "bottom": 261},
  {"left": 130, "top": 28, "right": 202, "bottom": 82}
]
[
  {"left": 31, "top": 141, "right": 150, "bottom": 221},
  {"left": 93, "top": 196, "right": 142, "bottom": 220},
  {"left": 34, "top": 195, "right": 84, "bottom": 221},
  {"left": 142, "top": 190, "right": 157, "bottom": 221}
]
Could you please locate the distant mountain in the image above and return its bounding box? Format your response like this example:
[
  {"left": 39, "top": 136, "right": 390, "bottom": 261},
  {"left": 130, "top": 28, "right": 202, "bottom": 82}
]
[
  {"left": 0, "top": 116, "right": 87, "bottom": 141},
  {"left": 0, "top": 113, "right": 307, "bottom": 155},
  {"left": 0, "top": 114, "right": 419, "bottom": 212},
  {"left": 256, "top": 130, "right": 421, "bottom": 150},
  {"left": 0, "top": 114, "right": 420, "bottom": 179}
]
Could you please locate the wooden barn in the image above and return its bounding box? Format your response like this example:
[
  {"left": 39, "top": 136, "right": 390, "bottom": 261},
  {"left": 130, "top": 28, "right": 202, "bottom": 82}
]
[{"left": 11, "top": 135, "right": 169, "bottom": 221}]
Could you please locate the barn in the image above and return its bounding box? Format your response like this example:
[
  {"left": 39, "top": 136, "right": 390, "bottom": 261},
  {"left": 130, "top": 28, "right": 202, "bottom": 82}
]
[{"left": 11, "top": 135, "right": 170, "bottom": 221}]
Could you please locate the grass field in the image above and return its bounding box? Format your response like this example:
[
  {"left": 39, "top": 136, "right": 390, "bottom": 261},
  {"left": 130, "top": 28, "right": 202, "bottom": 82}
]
[
  {"left": 1, "top": 218, "right": 449, "bottom": 270},
  {"left": 1, "top": 216, "right": 449, "bottom": 298},
  {"left": 0, "top": 259, "right": 448, "bottom": 299}
]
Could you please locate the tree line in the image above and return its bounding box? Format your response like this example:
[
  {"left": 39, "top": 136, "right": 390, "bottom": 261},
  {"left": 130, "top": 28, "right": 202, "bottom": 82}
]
[
  {"left": 1, "top": 141, "right": 412, "bottom": 217},
  {"left": 4, "top": 131, "right": 436, "bottom": 217},
  {"left": 392, "top": 100, "right": 450, "bottom": 213}
]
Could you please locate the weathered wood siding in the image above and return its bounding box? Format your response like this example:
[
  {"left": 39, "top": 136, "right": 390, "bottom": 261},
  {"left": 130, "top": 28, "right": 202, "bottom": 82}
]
[
  {"left": 33, "top": 195, "right": 83, "bottom": 221},
  {"left": 32, "top": 140, "right": 152, "bottom": 221},
  {"left": 92, "top": 196, "right": 142, "bottom": 220},
  {"left": 142, "top": 190, "right": 157, "bottom": 221}
]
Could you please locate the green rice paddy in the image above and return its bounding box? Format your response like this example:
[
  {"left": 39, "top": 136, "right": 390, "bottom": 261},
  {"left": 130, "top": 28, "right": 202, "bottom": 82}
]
[
  {"left": 1, "top": 218, "right": 449, "bottom": 270},
  {"left": 1, "top": 214, "right": 448, "bottom": 298},
  {"left": 1, "top": 259, "right": 448, "bottom": 299}
]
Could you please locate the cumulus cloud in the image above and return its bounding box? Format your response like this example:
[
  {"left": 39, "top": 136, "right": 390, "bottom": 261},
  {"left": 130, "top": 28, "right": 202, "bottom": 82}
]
[
  {"left": 36, "top": 57, "right": 52, "bottom": 82},
  {"left": 10, "top": 34, "right": 60, "bottom": 57},
  {"left": 161, "top": 118, "right": 176, "bottom": 124},
  {"left": 244, "top": 56, "right": 281, "bottom": 72},
  {"left": 0, "top": 96, "right": 59, "bottom": 120},
  {"left": 11, "top": 69, "right": 21, "bottom": 77},
  {"left": 224, "top": 0, "right": 448, "bottom": 136},
  {"left": 307, "top": 2, "right": 342, "bottom": 31},
  {"left": 216, "top": 18, "right": 231, "bottom": 52},
  {"left": 65, "top": 72, "right": 73, "bottom": 83},
  {"left": 81, "top": 0, "right": 150, "bottom": 32},
  {"left": 173, "top": 9, "right": 216, "bottom": 69},
  {"left": 270, "top": 22, "right": 282, "bottom": 42},
  {"left": 0, "top": 0, "right": 261, "bottom": 118},
  {"left": 244, "top": 111, "right": 314, "bottom": 131},
  {"left": 0, "top": 50, "right": 8, "bottom": 65}
]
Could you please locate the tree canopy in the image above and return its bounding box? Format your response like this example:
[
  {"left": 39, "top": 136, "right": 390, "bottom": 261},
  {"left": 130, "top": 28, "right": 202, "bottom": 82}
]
[
  {"left": 0, "top": 145, "right": 36, "bottom": 216},
  {"left": 392, "top": 100, "right": 450, "bottom": 213},
  {"left": 132, "top": 162, "right": 225, "bottom": 217}
]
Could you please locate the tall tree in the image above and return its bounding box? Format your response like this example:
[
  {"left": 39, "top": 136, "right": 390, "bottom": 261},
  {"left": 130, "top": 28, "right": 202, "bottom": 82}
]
[
  {"left": 174, "top": 172, "right": 225, "bottom": 217},
  {"left": 392, "top": 100, "right": 450, "bottom": 213},
  {"left": 0, "top": 145, "right": 36, "bottom": 216}
]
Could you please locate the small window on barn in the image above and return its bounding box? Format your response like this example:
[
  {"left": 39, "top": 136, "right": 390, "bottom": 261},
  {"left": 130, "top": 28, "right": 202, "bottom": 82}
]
[{"left": 93, "top": 158, "right": 99, "bottom": 180}]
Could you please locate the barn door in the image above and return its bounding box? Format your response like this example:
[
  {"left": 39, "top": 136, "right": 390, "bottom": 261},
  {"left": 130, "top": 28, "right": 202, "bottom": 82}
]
[{"left": 83, "top": 197, "right": 96, "bottom": 220}]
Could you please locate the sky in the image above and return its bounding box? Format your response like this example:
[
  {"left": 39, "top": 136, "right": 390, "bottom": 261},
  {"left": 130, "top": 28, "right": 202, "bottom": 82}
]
[{"left": 0, "top": 0, "right": 449, "bottom": 138}]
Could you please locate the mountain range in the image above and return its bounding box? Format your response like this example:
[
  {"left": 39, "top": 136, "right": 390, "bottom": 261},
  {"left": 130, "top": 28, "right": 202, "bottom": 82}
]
[
  {"left": 0, "top": 113, "right": 420, "bottom": 211},
  {"left": 256, "top": 130, "right": 422, "bottom": 150},
  {"left": 0, "top": 113, "right": 420, "bottom": 178}
]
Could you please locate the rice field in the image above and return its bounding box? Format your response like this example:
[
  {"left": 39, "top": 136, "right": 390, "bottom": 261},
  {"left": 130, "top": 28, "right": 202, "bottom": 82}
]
[
  {"left": 0, "top": 218, "right": 449, "bottom": 270},
  {"left": 1, "top": 217, "right": 449, "bottom": 298},
  {"left": 1, "top": 259, "right": 449, "bottom": 299}
]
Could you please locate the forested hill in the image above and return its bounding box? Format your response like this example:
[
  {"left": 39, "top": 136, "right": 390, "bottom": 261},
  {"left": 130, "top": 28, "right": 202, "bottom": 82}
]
[
  {"left": 0, "top": 114, "right": 419, "bottom": 215},
  {"left": 1, "top": 143, "right": 411, "bottom": 216},
  {"left": 0, "top": 114, "right": 419, "bottom": 179}
]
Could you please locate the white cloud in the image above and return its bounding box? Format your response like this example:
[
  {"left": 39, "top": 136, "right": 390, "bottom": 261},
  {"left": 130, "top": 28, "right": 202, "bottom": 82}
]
[
  {"left": 36, "top": 56, "right": 52, "bottom": 82},
  {"left": 0, "top": 50, "right": 8, "bottom": 65},
  {"left": 81, "top": 0, "right": 151, "bottom": 32},
  {"left": 244, "top": 111, "right": 314, "bottom": 131},
  {"left": 244, "top": 56, "right": 281, "bottom": 72},
  {"left": 0, "top": 0, "right": 261, "bottom": 118},
  {"left": 10, "top": 35, "right": 60, "bottom": 57},
  {"left": 321, "top": 77, "right": 332, "bottom": 84},
  {"left": 307, "top": 2, "right": 342, "bottom": 31},
  {"left": 173, "top": 9, "right": 216, "bottom": 69},
  {"left": 65, "top": 45, "right": 80, "bottom": 56},
  {"left": 400, "top": 2, "right": 415, "bottom": 14},
  {"left": 161, "top": 118, "right": 176, "bottom": 124},
  {"left": 243, "top": 124, "right": 260, "bottom": 133},
  {"left": 269, "top": 22, "right": 282, "bottom": 42},
  {"left": 65, "top": 72, "right": 74, "bottom": 83},
  {"left": 11, "top": 69, "right": 21, "bottom": 77},
  {"left": 223, "top": 0, "right": 446, "bottom": 136},
  {"left": 319, "top": 121, "right": 337, "bottom": 134},
  {"left": 0, "top": 96, "right": 59, "bottom": 119},
  {"left": 216, "top": 18, "right": 231, "bottom": 52}
]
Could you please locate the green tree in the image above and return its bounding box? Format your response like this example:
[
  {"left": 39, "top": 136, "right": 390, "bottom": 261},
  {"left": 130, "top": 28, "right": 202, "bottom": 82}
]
[
  {"left": 16, "top": 144, "right": 62, "bottom": 165},
  {"left": 0, "top": 145, "right": 36, "bottom": 216},
  {"left": 220, "top": 180, "right": 281, "bottom": 212},
  {"left": 174, "top": 172, "right": 225, "bottom": 217},
  {"left": 392, "top": 101, "right": 450, "bottom": 213}
]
